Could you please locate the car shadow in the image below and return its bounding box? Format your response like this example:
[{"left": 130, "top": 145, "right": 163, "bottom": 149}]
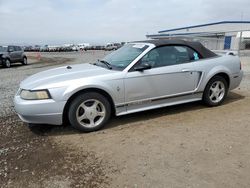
[
  {"left": 105, "top": 91, "right": 245, "bottom": 130},
  {"left": 29, "top": 91, "right": 245, "bottom": 136},
  {"left": 0, "top": 63, "right": 31, "bottom": 69}
]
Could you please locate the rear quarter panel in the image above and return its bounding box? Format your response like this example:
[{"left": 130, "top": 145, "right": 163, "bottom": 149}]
[{"left": 193, "top": 55, "right": 241, "bottom": 91}]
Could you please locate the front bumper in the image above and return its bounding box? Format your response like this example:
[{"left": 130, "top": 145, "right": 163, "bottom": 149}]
[{"left": 14, "top": 96, "right": 67, "bottom": 125}]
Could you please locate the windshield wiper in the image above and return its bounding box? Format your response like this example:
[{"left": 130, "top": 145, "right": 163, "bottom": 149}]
[{"left": 98, "top": 59, "right": 112, "bottom": 69}]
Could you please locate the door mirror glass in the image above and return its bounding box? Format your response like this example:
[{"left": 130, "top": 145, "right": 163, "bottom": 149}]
[
  {"left": 134, "top": 63, "right": 151, "bottom": 71},
  {"left": 8, "top": 48, "right": 14, "bottom": 52}
]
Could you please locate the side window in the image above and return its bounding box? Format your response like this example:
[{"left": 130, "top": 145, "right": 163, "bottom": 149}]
[
  {"left": 14, "top": 46, "right": 21, "bottom": 51},
  {"left": 173, "top": 46, "right": 190, "bottom": 64},
  {"left": 187, "top": 47, "right": 201, "bottom": 61},
  {"left": 139, "top": 49, "right": 160, "bottom": 67},
  {"left": 139, "top": 45, "right": 201, "bottom": 69}
]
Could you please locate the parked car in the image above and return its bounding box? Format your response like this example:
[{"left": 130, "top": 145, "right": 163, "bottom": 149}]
[
  {"left": 24, "top": 46, "right": 33, "bottom": 52},
  {"left": 104, "top": 43, "right": 119, "bottom": 51},
  {"left": 14, "top": 39, "right": 243, "bottom": 132},
  {"left": 0, "top": 46, "right": 27, "bottom": 68}
]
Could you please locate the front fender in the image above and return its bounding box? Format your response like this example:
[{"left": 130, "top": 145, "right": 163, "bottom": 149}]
[
  {"left": 64, "top": 83, "right": 115, "bottom": 100},
  {"left": 0, "top": 54, "right": 8, "bottom": 60},
  {"left": 57, "top": 79, "right": 124, "bottom": 106}
]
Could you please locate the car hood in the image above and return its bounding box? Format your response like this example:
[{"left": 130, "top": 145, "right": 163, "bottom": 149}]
[{"left": 20, "top": 63, "right": 115, "bottom": 89}]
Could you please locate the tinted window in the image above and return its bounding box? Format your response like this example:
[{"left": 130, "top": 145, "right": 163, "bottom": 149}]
[
  {"left": 187, "top": 47, "right": 201, "bottom": 61},
  {"left": 0, "top": 46, "right": 7, "bottom": 52},
  {"left": 139, "top": 45, "right": 200, "bottom": 68},
  {"left": 14, "top": 46, "right": 22, "bottom": 51}
]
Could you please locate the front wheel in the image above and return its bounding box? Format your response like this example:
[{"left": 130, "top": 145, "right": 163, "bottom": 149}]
[
  {"left": 203, "top": 76, "right": 228, "bottom": 106},
  {"left": 4, "top": 59, "right": 11, "bottom": 68},
  {"left": 68, "top": 92, "right": 111, "bottom": 132}
]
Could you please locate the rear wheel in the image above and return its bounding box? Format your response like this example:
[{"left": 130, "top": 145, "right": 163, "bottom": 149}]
[
  {"left": 68, "top": 92, "right": 111, "bottom": 132},
  {"left": 4, "top": 59, "right": 11, "bottom": 68},
  {"left": 203, "top": 76, "right": 228, "bottom": 106}
]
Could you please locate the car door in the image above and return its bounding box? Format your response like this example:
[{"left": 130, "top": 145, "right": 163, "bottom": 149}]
[
  {"left": 124, "top": 45, "right": 199, "bottom": 110},
  {"left": 8, "top": 46, "right": 17, "bottom": 62},
  {"left": 15, "top": 46, "right": 23, "bottom": 61}
]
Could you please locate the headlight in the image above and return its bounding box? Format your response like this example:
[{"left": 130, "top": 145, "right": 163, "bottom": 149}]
[{"left": 20, "top": 89, "right": 51, "bottom": 100}]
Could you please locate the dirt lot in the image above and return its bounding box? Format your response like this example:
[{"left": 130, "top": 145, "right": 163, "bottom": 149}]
[{"left": 0, "top": 51, "right": 250, "bottom": 188}]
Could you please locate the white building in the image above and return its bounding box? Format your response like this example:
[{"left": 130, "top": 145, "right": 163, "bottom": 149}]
[{"left": 146, "top": 21, "right": 250, "bottom": 50}]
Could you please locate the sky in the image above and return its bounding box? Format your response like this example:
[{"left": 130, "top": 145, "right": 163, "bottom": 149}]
[{"left": 0, "top": 0, "right": 250, "bottom": 45}]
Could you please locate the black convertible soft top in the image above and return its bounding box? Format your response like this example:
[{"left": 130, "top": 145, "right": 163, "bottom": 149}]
[{"left": 135, "top": 39, "right": 217, "bottom": 58}]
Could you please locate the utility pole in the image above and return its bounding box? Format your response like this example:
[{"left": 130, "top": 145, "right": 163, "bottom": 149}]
[
  {"left": 238, "top": 12, "right": 244, "bottom": 57},
  {"left": 238, "top": 31, "right": 242, "bottom": 57}
]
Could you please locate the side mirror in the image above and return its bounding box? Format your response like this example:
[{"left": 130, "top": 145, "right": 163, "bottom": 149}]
[
  {"left": 134, "top": 63, "right": 152, "bottom": 71},
  {"left": 8, "top": 48, "right": 14, "bottom": 53}
]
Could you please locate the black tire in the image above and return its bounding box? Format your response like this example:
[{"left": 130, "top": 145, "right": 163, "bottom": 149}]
[
  {"left": 22, "top": 57, "right": 28, "bottom": 65},
  {"left": 68, "top": 92, "right": 111, "bottom": 132},
  {"left": 203, "top": 75, "right": 228, "bottom": 106},
  {"left": 3, "top": 59, "right": 11, "bottom": 68}
]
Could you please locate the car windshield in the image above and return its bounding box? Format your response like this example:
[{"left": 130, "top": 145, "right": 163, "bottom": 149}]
[
  {"left": 101, "top": 43, "right": 149, "bottom": 70},
  {"left": 0, "top": 46, "right": 7, "bottom": 52}
]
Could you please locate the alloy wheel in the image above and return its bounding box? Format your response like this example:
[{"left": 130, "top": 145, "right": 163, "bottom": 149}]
[
  {"left": 76, "top": 99, "right": 106, "bottom": 128},
  {"left": 209, "top": 81, "right": 225, "bottom": 103}
]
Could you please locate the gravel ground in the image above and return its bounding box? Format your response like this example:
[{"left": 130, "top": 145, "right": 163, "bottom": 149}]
[
  {"left": 0, "top": 51, "right": 250, "bottom": 188},
  {"left": 0, "top": 51, "right": 112, "bottom": 188}
]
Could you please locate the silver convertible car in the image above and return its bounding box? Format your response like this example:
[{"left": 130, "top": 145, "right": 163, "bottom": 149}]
[{"left": 14, "top": 40, "right": 243, "bottom": 132}]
